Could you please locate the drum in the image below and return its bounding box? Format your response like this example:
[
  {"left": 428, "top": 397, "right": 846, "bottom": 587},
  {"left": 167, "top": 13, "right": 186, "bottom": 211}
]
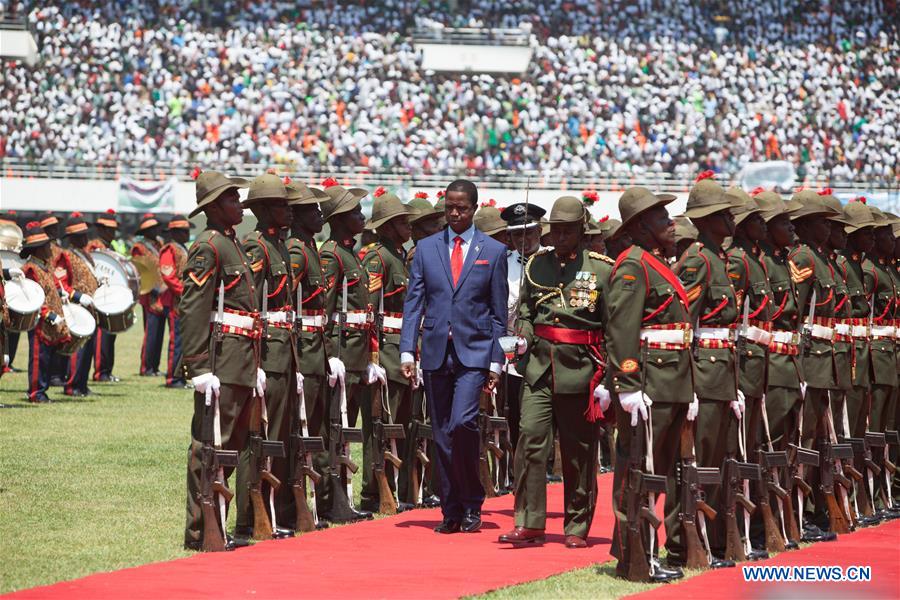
[
  {"left": 0, "top": 249, "right": 26, "bottom": 271},
  {"left": 93, "top": 284, "right": 136, "bottom": 333},
  {"left": 92, "top": 249, "right": 140, "bottom": 301},
  {"left": 5, "top": 276, "right": 45, "bottom": 332},
  {"left": 57, "top": 303, "right": 97, "bottom": 356}
]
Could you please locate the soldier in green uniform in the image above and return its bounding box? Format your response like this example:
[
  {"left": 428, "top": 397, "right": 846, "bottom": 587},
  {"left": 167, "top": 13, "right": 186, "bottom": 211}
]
[
  {"left": 788, "top": 190, "right": 844, "bottom": 536},
  {"left": 603, "top": 218, "right": 631, "bottom": 260},
  {"left": 606, "top": 186, "right": 690, "bottom": 582},
  {"left": 496, "top": 196, "right": 610, "bottom": 549},
  {"left": 318, "top": 178, "right": 375, "bottom": 521},
  {"left": 673, "top": 217, "right": 698, "bottom": 261},
  {"left": 726, "top": 188, "right": 780, "bottom": 554},
  {"left": 181, "top": 170, "right": 260, "bottom": 551},
  {"left": 406, "top": 195, "right": 445, "bottom": 269},
  {"left": 865, "top": 207, "right": 899, "bottom": 514},
  {"left": 360, "top": 190, "right": 414, "bottom": 510},
  {"left": 675, "top": 174, "right": 743, "bottom": 561},
  {"left": 235, "top": 174, "right": 296, "bottom": 537},
  {"left": 285, "top": 180, "right": 332, "bottom": 518}
]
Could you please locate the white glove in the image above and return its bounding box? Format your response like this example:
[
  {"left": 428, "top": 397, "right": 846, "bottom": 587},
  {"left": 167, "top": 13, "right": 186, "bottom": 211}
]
[
  {"left": 48, "top": 313, "right": 64, "bottom": 327},
  {"left": 296, "top": 371, "right": 304, "bottom": 395},
  {"left": 78, "top": 293, "right": 93, "bottom": 308},
  {"left": 800, "top": 382, "right": 808, "bottom": 399},
  {"left": 365, "top": 362, "right": 387, "bottom": 386},
  {"left": 593, "top": 383, "right": 612, "bottom": 413},
  {"left": 7, "top": 267, "right": 24, "bottom": 279},
  {"left": 413, "top": 363, "right": 424, "bottom": 390},
  {"left": 515, "top": 336, "right": 528, "bottom": 356},
  {"left": 255, "top": 368, "right": 266, "bottom": 397},
  {"left": 2, "top": 354, "right": 8, "bottom": 367},
  {"left": 731, "top": 390, "right": 746, "bottom": 419},
  {"left": 191, "top": 373, "right": 221, "bottom": 406},
  {"left": 687, "top": 394, "right": 699, "bottom": 422},
  {"left": 619, "top": 390, "right": 651, "bottom": 427},
  {"left": 328, "top": 357, "right": 345, "bottom": 387}
]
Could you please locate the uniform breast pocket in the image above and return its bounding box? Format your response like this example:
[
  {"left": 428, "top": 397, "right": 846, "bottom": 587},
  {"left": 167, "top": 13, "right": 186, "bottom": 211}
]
[
  {"left": 750, "top": 281, "right": 772, "bottom": 302},
  {"left": 391, "top": 272, "right": 408, "bottom": 290},
  {"left": 768, "top": 278, "right": 790, "bottom": 297},
  {"left": 222, "top": 263, "right": 249, "bottom": 299}
]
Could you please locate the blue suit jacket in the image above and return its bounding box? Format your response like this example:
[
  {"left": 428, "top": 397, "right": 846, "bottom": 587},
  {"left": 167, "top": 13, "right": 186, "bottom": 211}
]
[{"left": 400, "top": 228, "right": 509, "bottom": 371}]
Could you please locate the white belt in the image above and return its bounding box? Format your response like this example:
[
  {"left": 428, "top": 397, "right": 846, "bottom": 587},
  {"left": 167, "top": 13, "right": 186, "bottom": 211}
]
[
  {"left": 210, "top": 312, "right": 256, "bottom": 330},
  {"left": 696, "top": 327, "right": 734, "bottom": 341},
  {"left": 871, "top": 325, "right": 896, "bottom": 338},
  {"left": 808, "top": 324, "right": 834, "bottom": 341},
  {"left": 742, "top": 325, "right": 772, "bottom": 346},
  {"left": 301, "top": 314, "right": 326, "bottom": 328},
  {"left": 383, "top": 315, "right": 403, "bottom": 330},
  {"left": 266, "top": 310, "right": 291, "bottom": 324},
  {"left": 833, "top": 323, "right": 851, "bottom": 336},
  {"left": 851, "top": 325, "right": 869, "bottom": 338},
  {"left": 770, "top": 330, "right": 799, "bottom": 345},
  {"left": 331, "top": 311, "right": 370, "bottom": 325},
  {"left": 640, "top": 328, "right": 692, "bottom": 345}
]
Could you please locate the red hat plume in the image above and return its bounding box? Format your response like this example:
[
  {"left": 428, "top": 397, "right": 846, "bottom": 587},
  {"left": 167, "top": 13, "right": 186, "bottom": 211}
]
[
  {"left": 695, "top": 170, "right": 715, "bottom": 182},
  {"left": 282, "top": 176, "right": 292, "bottom": 185},
  {"left": 190, "top": 166, "right": 201, "bottom": 180},
  {"left": 414, "top": 191, "right": 428, "bottom": 199},
  {"left": 321, "top": 177, "right": 339, "bottom": 188},
  {"left": 750, "top": 186, "right": 765, "bottom": 196},
  {"left": 373, "top": 186, "right": 387, "bottom": 198},
  {"left": 71, "top": 211, "right": 83, "bottom": 218},
  {"left": 598, "top": 214, "right": 609, "bottom": 223},
  {"left": 582, "top": 190, "right": 598, "bottom": 206},
  {"left": 817, "top": 188, "right": 833, "bottom": 196},
  {"left": 436, "top": 190, "right": 445, "bottom": 199},
  {"left": 852, "top": 196, "right": 867, "bottom": 204},
  {"left": 105, "top": 208, "right": 116, "bottom": 215}
]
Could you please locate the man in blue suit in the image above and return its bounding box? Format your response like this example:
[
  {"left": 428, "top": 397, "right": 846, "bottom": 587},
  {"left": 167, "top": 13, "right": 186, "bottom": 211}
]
[{"left": 400, "top": 180, "right": 509, "bottom": 533}]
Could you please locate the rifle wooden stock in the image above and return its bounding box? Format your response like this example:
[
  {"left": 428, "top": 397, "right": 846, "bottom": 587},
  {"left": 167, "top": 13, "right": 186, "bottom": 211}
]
[
  {"left": 261, "top": 470, "right": 281, "bottom": 489},
  {"left": 626, "top": 526, "right": 651, "bottom": 583},
  {"left": 782, "top": 493, "right": 801, "bottom": 543},
  {"left": 376, "top": 470, "right": 398, "bottom": 515},
  {"left": 339, "top": 455, "right": 359, "bottom": 474},
  {"left": 480, "top": 455, "right": 496, "bottom": 498},
  {"left": 487, "top": 441, "right": 504, "bottom": 460},
  {"left": 200, "top": 500, "right": 226, "bottom": 552},
  {"left": 416, "top": 448, "right": 430, "bottom": 468},
  {"left": 640, "top": 505, "right": 661, "bottom": 530},
  {"left": 680, "top": 425, "right": 715, "bottom": 569},
  {"left": 759, "top": 502, "right": 785, "bottom": 553},
  {"left": 292, "top": 481, "right": 316, "bottom": 533},
  {"left": 843, "top": 464, "right": 863, "bottom": 481},
  {"left": 794, "top": 476, "right": 813, "bottom": 495},
  {"left": 385, "top": 451, "right": 403, "bottom": 470},
  {"left": 697, "top": 500, "right": 717, "bottom": 521},
  {"left": 250, "top": 489, "right": 273, "bottom": 541},
  {"left": 825, "top": 492, "right": 851, "bottom": 534},
  {"left": 212, "top": 481, "right": 234, "bottom": 503},
  {"left": 724, "top": 509, "right": 747, "bottom": 562},
  {"left": 736, "top": 493, "right": 756, "bottom": 515},
  {"left": 884, "top": 459, "right": 898, "bottom": 475}
]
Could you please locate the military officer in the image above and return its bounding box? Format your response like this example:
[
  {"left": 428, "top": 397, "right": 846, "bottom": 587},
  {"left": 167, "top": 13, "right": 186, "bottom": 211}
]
[
  {"left": 474, "top": 205, "right": 509, "bottom": 245},
  {"left": 20, "top": 221, "right": 70, "bottom": 403},
  {"left": 285, "top": 180, "right": 332, "bottom": 519},
  {"left": 88, "top": 209, "right": 122, "bottom": 382},
  {"left": 234, "top": 174, "right": 296, "bottom": 538},
  {"left": 360, "top": 189, "right": 413, "bottom": 510},
  {"left": 789, "top": 190, "right": 844, "bottom": 536},
  {"left": 159, "top": 216, "right": 191, "bottom": 388},
  {"left": 675, "top": 173, "right": 743, "bottom": 562},
  {"left": 182, "top": 170, "right": 259, "bottom": 551},
  {"left": 606, "top": 187, "right": 690, "bottom": 582},
  {"left": 133, "top": 213, "right": 165, "bottom": 377},
  {"left": 725, "top": 188, "right": 778, "bottom": 553},
  {"left": 40, "top": 211, "right": 69, "bottom": 386},
  {"left": 318, "top": 178, "right": 374, "bottom": 521},
  {"left": 584, "top": 216, "right": 609, "bottom": 255},
  {"left": 603, "top": 218, "right": 631, "bottom": 260},
  {"left": 673, "top": 217, "right": 698, "bottom": 261},
  {"left": 497, "top": 196, "right": 610, "bottom": 549},
  {"left": 58, "top": 212, "right": 99, "bottom": 398}
]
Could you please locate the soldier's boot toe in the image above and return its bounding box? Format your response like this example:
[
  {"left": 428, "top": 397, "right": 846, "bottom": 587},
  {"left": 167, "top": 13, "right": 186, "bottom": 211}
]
[
  {"left": 564, "top": 535, "right": 587, "bottom": 549},
  {"left": 498, "top": 526, "right": 545, "bottom": 544}
]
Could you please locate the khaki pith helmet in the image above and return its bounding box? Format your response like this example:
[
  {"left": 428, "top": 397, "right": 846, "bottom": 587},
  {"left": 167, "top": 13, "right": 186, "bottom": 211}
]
[
  {"left": 474, "top": 206, "right": 506, "bottom": 236},
  {"left": 789, "top": 190, "right": 841, "bottom": 221},
  {"left": 601, "top": 218, "right": 623, "bottom": 241},
  {"left": 286, "top": 181, "right": 328, "bottom": 206},
  {"left": 320, "top": 181, "right": 367, "bottom": 221},
  {"left": 367, "top": 191, "right": 410, "bottom": 229},
  {"left": 682, "top": 178, "right": 733, "bottom": 219},
  {"left": 242, "top": 173, "right": 289, "bottom": 207},
  {"left": 585, "top": 217, "right": 607, "bottom": 235},
  {"left": 842, "top": 201, "right": 876, "bottom": 233},
  {"left": 819, "top": 193, "right": 852, "bottom": 225},
  {"left": 618, "top": 187, "right": 676, "bottom": 229},
  {"left": 754, "top": 191, "right": 790, "bottom": 222},
  {"left": 407, "top": 198, "right": 441, "bottom": 224},
  {"left": 869, "top": 206, "right": 899, "bottom": 228},
  {"left": 674, "top": 216, "right": 699, "bottom": 244},
  {"left": 728, "top": 187, "right": 763, "bottom": 226},
  {"left": 547, "top": 196, "right": 587, "bottom": 224}
]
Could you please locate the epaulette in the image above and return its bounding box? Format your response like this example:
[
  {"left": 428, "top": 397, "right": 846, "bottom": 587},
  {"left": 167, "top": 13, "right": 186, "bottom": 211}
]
[{"left": 588, "top": 251, "right": 614, "bottom": 264}]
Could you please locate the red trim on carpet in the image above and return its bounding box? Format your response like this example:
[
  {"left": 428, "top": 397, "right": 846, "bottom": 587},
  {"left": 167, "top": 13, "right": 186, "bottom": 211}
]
[
  {"left": 627, "top": 519, "right": 900, "bottom": 600},
  {"left": 4, "top": 477, "right": 617, "bottom": 600}
]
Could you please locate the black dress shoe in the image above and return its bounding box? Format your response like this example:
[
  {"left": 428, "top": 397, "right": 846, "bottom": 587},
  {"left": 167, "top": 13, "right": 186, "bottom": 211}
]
[
  {"left": 315, "top": 521, "right": 329, "bottom": 530},
  {"left": 546, "top": 473, "right": 562, "bottom": 483},
  {"left": 801, "top": 525, "right": 837, "bottom": 542},
  {"left": 710, "top": 558, "right": 736, "bottom": 569},
  {"left": 49, "top": 376, "right": 65, "bottom": 387},
  {"left": 358, "top": 499, "right": 380, "bottom": 513},
  {"left": 31, "top": 393, "right": 52, "bottom": 403},
  {"left": 650, "top": 565, "right": 684, "bottom": 583},
  {"left": 856, "top": 514, "right": 881, "bottom": 527},
  {"left": 785, "top": 540, "right": 800, "bottom": 550},
  {"left": 747, "top": 549, "right": 769, "bottom": 561},
  {"left": 165, "top": 381, "right": 190, "bottom": 389},
  {"left": 320, "top": 508, "right": 373, "bottom": 523},
  {"left": 397, "top": 502, "right": 415, "bottom": 513},
  {"left": 421, "top": 494, "right": 441, "bottom": 508},
  {"left": 460, "top": 509, "right": 481, "bottom": 533},
  {"left": 228, "top": 535, "right": 252, "bottom": 548},
  {"left": 273, "top": 527, "right": 294, "bottom": 539},
  {"left": 434, "top": 518, "right": 460, "bottom": 534}
]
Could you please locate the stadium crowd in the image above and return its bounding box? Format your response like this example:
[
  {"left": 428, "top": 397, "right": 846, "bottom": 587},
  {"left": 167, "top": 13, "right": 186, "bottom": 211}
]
[{"left": 0, "top": 1, "right": 897, "bottom": 181}]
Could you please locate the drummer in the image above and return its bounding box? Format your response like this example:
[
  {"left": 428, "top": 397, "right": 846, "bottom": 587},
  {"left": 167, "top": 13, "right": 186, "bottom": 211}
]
[
  {"left": 20, "top": 222, "right": 70, "bottom": 403},
  {"left": 1, "top": 257, "right": 26, "bottom": 378},
  {"left": 58, "top": 212, "right": 99, "bottom": 398},
  {"left": 40, "top": 211, "right": 69, "bottom": 386},
  {"left": 132, "top": 213, "right": 165, "bottom": 377},
  {"left": 158, "top": 215, "right": 191, "bottom": 388},
  {"left": 86, "top": 209, "right": 123, "bottom": 382}
]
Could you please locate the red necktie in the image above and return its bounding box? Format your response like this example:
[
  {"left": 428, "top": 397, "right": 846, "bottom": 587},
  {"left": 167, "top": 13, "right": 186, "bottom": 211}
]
[{"left": 451, "top": 235, "right": 463, "bottom": 286}]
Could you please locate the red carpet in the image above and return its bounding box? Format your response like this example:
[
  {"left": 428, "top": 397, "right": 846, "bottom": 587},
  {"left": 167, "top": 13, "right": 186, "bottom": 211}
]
[
  {"left": 628, "top": 519, "right": 900, "bottom": 600},
  {"left": 6, "top": 476, "right": 616, "bottom": 600}
]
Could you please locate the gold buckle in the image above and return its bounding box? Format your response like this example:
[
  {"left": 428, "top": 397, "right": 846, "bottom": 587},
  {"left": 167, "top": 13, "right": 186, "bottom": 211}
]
[{"left": 683, "top": 327, "right": 693, "bottom": 346}]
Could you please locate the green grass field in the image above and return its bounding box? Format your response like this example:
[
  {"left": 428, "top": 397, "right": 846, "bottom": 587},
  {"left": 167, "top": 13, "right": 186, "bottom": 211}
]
[{"left": 1, "top": 324, "right": 683, "bottom": 597}]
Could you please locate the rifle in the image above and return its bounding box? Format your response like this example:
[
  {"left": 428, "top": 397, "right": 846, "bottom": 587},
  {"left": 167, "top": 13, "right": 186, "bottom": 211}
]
[
  {"left": 849, "top": 433, "right": 882, "bottom": 519},
  {"left": 198, "top": 282, "right": 240, "bottom": 552},
  {"left": 785, "top": 443, "right": 818, "bottom": 541},
  {"left": 290, "top": 282, "right": 325, "bottom": 533},
  {"left": 679, "top": 424, "right": 719, "bottom": 569},
  {"left": 615, "top": 416, "right": 667, "bottom": 582},
  {"left": 817, "top": 436, "right": 852, "bottom": 534},
  {"left": 408, "top": 393, "right": 433, "bottom": 507},
  {"left": 478, "top": 389, "right": 503, "bottom": 498},
  {"left": 326, "top": 277, "right": 367, "bottom": 522},
  {"left": 722, "top": 457, "right": 760, "bottom": 562},
  {"left": 880, "top": 430, "right": 899, "bottom": 509},
  {"left": 757, "top": 450, "right": 789, "bottom": 552}
]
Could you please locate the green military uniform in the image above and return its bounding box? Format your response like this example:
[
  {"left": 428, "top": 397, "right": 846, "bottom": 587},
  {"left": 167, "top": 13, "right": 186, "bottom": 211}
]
[
  {"left": 319, "top": 182, "right": 373, "bottom": 514},
  {"left": 182, "top": 172, "right": 255, "bottom": 549},
  {"left": 285, "top": 186, "right": 331, "bottom": 516},
  {"left": 606, "top": 187, "right": 693, "bottom": 573},
  {"left": 235, "top": 174, "right": 297, "bottom": 533},
  {"left": 360, "top": 192, "right": 413, "bottom": 506},
  {"left": 511, "top": 197, "right": 610, "bottom": 541}
]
